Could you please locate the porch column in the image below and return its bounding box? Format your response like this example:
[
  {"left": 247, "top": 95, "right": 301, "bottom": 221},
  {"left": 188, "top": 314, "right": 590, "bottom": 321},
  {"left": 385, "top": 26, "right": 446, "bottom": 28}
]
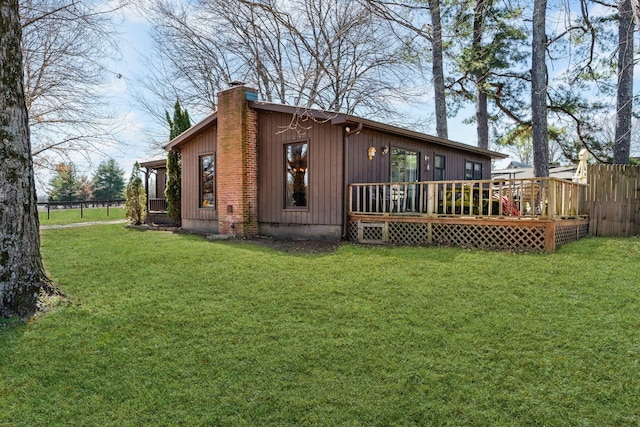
[{"left": 143, "top": 167, "right": 150, "bottom": 214}]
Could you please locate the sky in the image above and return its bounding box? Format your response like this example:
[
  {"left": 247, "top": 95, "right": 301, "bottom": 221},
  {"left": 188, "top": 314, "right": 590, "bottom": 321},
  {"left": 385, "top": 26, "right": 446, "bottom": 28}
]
[
  {"left": 34, "top": 4, "right": 483, "bottom": 197},
  {"left": 34, "top": 7, "right": 162, "bottom": 195},
  {"left": 33, "top": 2, "right": 639, "bottom": 196}
]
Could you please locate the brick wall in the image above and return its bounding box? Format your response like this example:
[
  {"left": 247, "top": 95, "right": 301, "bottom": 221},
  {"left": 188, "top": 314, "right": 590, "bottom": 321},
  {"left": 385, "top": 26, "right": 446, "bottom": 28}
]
[
  {"left": 216, "top": 85, "right": 258, "bottom": 236},
  {"left": 244, "top": 107, "right": 258, "bottom": 235}
]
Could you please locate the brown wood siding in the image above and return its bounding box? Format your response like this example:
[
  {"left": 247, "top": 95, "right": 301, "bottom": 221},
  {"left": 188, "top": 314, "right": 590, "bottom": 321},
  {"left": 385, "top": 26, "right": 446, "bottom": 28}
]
[
  {"left": 180, "top": 125, "right": 218, "bottom": 222},
  {"left": 430, "top": 147, "right": 491, "bottom": 181},
  {"left": 257, "top": 110, "right": 343, "bottom": 226},
  {"left": 347, "top": 129, "right": 491, "bottom": 183}
]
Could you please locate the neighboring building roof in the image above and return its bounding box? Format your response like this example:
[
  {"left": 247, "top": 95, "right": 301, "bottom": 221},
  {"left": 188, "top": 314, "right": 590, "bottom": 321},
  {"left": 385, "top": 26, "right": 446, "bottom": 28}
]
[
  {"left": 492, "top": 164, "right": 578, "bottom": 180},
  {"left": 164, "top": 100, "right": 507, "bottom": 159},
  {"left": 506, "top": 161, "right": 530, "bottom": 169}
]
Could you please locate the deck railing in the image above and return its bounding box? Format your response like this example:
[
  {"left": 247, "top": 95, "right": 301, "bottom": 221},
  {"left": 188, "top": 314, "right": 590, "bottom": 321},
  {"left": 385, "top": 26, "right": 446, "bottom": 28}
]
[
  {"left": 148, "top": 198, "right": 168, "bottom": 212},
  {"left": 349, "top": 178, "right": 587, "bottom": 219}
]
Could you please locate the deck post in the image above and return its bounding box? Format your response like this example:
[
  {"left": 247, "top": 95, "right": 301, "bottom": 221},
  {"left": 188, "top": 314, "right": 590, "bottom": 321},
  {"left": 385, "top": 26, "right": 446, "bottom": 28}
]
[
  {"left": 548, "top": 179, "right": 557, "bottom": 219},
  {"left": 427, "top": 183, "right": 436, "bottom": 215},
  {"left": 545, "top": 222, "right": 556, "bottom": 252}
]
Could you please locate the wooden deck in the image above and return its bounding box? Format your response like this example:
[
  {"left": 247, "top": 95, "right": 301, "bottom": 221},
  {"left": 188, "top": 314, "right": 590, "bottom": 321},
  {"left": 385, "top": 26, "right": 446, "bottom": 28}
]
[{"left": 348, "top": 178, "right": 589, "bottom": 252}]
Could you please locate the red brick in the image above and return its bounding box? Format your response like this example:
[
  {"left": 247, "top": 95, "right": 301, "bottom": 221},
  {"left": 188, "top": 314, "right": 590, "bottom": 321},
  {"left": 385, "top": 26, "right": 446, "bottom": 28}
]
[{"left": 216, "top": 86, "right": 258, "bottom": 236}]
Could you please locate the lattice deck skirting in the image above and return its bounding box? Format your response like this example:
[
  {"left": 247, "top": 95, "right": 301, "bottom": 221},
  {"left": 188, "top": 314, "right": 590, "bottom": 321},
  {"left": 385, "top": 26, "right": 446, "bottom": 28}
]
[
  {"left": 555, "top": 223, "right": 589, "bottom": 247},
  {"left": 348, "top": 216, "right": 590, "bottom": 252}
]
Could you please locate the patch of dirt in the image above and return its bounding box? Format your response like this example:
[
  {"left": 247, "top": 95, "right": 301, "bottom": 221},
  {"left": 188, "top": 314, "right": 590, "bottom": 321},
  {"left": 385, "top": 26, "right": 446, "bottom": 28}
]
[
  {"left": 140, "top": 224, "right": 342, "bottom": 254},
  {"left": 237, "top": 236, "right": 342, "bottom": 254}
]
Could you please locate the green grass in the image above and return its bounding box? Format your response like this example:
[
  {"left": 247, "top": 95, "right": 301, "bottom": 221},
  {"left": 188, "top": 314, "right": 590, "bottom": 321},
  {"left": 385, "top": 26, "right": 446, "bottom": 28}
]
[
  {"left": 1, "top": 225, "right": 640, "bottom": 426},
  {"left": 38, "top": 206, "right": 125, "bottom": 225}
]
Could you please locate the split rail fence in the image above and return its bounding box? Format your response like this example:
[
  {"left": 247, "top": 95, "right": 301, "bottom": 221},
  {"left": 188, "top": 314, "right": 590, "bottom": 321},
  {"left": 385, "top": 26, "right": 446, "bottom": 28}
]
[{"left": 38, "top": 199, "right": 125, "bottom": 220}]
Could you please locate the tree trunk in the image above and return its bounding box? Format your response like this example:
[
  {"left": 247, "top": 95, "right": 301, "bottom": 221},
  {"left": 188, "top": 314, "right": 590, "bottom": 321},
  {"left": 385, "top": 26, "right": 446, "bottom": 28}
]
[
  {"left": 428, "top": 0, "right": 448, "bottom": 139},
  {"left": 0, "top": 0, "right": 50, "bottom": 317},
  {"left": 631, "top": 0, "right": 640, "bottom": 28},
  {"left": 475, "top": 87, "right": 489, "bottom": 149},
  {"left": 614, "top": 0, "right": 634, "bottom": 164},
  {"left": 531, "top": 0, "right": 549, "bottom": 177},
  {"left": 473, "top": 0, "right": 489, "bottom": 150}
]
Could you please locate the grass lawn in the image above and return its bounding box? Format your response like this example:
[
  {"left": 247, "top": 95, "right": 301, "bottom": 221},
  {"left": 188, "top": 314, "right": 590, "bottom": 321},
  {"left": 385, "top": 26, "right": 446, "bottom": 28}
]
[
  {"left": 1, "top": 225, "right": 640, "bottom": 426},
  {"left": 38, "top": 206, "right": 125, "bottom": 225}
]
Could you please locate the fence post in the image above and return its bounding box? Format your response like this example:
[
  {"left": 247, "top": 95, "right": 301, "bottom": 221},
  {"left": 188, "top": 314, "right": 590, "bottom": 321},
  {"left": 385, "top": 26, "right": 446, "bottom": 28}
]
[
  {"left": 47, "top": 203, "right": 50, "bottom": 220},
  {"left": 107, "top": 200, "right": 110, "bottom": 217}
]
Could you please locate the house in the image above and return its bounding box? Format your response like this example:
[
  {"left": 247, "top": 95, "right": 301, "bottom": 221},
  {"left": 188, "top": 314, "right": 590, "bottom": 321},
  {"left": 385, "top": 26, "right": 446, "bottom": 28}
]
[
  {"left": 492, "top": 164, "right": 579, "bottom": 181},
  {"left": 153, "top": 83, "right": 506, "bottom": 241},
  {"left": 143, "top": 83, "right": 589, "bottom": 251}
]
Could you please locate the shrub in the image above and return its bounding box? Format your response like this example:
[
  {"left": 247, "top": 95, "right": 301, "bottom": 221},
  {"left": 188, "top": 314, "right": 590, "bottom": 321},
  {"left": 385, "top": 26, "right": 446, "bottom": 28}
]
[{"left": 125, "top": 162, "right": 146, "bottom": 225}]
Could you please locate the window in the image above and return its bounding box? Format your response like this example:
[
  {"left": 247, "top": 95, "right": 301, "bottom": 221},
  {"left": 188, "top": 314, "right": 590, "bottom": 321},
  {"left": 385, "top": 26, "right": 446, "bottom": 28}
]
[
  {"left": 200, "top": 154, "right": 215, "bottom": 208},
  {"left": 465, "top": 161, "right": 483, "bottom": 180},
  {"left": 434, "top": 155, "right": 446, "bottom": 181},
  {"left": 285, "top": 142, "right": 308, "bottom": 208},
  {"left": 391, "top": 148, "right": 419, "bottom": 182}
]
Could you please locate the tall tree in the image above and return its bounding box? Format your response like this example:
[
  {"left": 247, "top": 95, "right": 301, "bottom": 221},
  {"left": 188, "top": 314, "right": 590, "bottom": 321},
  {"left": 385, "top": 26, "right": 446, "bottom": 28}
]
[
  {"left": 92, "top": 159, "right": 125, "bottom": 201},
  {"left": 165, "top": 100, "right": 190, "bottom": 225},
  {"left": 447, "top": 0, "right": 528, "bottom": 149},
  {"left": 20, "top": 0, "right": 122, "bottom": 171},
  {"left": 531, "top": 0, "right": 549, "bottom": 177},
  {"left": 472, "top": 0, "right": 489, "bottom": 149},
  {"left": 360, "top": 0, "right": 448, "bottom": 137},
  {"left": 631, "top": 0, "right": 640, "bottom": 27},
  {"left": 0, "top": 0, "right": 50, "bottom": 317},
  {"left": 76, "top": 175, "right": 93, "bottom": 201},
  {"left": 143, "top": 0, "right": 422, "bottom": 124},
  {"left": 539, "top": 0, "right": 622, "bottom": 163},
  {"left": 47, "top": 162, "right": 79, "bottom": 202},
  {"left": 429, "top": 0, "right": 448, "bottom": 139},
  {"left": 614, "top": 0, "right": 634, "bottom": 164}
]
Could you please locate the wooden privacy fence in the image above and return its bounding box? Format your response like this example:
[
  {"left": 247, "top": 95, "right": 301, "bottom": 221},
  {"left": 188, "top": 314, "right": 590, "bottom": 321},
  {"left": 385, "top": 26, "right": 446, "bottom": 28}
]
[{"left": 587, "top": 164, "right": 640, "bottom": 236}]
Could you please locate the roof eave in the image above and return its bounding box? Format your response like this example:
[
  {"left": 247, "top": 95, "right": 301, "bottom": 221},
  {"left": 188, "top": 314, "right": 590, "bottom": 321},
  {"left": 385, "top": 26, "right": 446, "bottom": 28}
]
[
  {"left": 250, "top": 101, "right": 505, "bottom": 159},
  {"left": 248, "top": 101, "right": 347, "bottom": 123},
  {"left": 164, "top": 112, "right": 218, "bottom": 151},
  {"left": 174, "top": 101, "right": 506, "bottom": 159},
  {"left": 334, "top": 115, "right": 507, "bottom": 159},
  {"left": 139, "top": 159, "right": 167, "bottom": 169}
]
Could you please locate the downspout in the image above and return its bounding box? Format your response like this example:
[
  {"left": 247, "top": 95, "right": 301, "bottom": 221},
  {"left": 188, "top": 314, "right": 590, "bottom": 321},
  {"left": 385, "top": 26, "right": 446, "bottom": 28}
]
[{"left": 342, "top": 122, "right": 363, "bottom": 239}]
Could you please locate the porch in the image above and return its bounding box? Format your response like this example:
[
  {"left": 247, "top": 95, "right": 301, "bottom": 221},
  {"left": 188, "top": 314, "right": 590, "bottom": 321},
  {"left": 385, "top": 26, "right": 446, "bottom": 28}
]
[
  {"left": 140, "top": 159, "right": 176, "bottom": 226},
  {"left": 348, "top": 177, "right": 589, "bottom": 252}
]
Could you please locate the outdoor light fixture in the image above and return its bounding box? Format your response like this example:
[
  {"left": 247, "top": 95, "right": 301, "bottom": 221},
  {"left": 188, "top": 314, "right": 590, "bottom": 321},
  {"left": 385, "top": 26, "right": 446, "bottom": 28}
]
[
  {"left": 381, "top": 145, "right": 389, "bottom": 156},
  {"left": 368, "top": 146, "right": 376, "bottom": 160}
]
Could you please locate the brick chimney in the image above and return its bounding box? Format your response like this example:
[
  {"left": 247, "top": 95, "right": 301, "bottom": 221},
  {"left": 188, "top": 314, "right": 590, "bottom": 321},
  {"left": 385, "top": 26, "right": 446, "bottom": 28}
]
[{"left": 216, "top": 84, "right": 258, "bottom": 236}]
